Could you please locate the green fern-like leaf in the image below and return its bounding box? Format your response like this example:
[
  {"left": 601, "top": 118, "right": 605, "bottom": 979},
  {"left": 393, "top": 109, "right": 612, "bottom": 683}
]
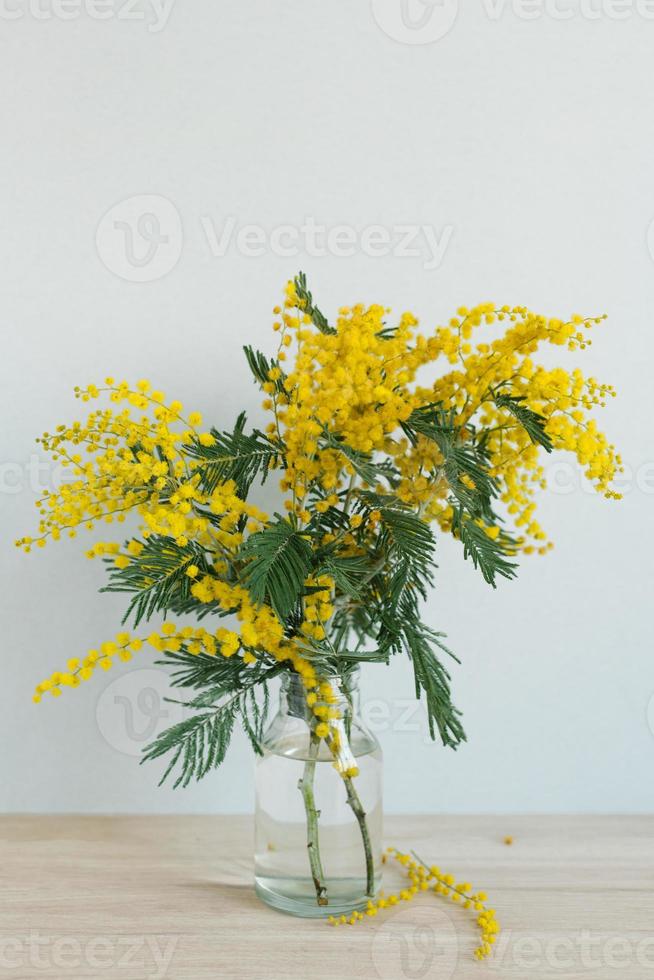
[
  {"left": 317, "top": 554, "right": 370, "bottom": 599},
  {"left": 451, "top": 506, "right": 517, "bottom": 586},
  {"left": 320, "top": 431, "right": 383, "bottom": 488},
  {"left": 158, "top": 650, "right": 253, "bottom": 693},
  {"left": 102, "top": 536, "right": 212, "bottom": 627},
  {"left": 293, "top": 271, "right": 336, "bottom": 335},
  {"left": 359, "top": 492, "right": 435, "bottom": 589},
  {"left": 142, "top": 699, "right": 239, "bottom": 788},
  {"left": 402, "top": 405, "right": 498, "bottom": 521},
  {"left": 402, "top": 616, "right": 466, "bottom": 749},
  {"left": 185, "top": 412, "right": 281, "bottom": 497},
  {"left": 240, "top": 685, "right": 271, "bottom": 756},
  {"left": 143, "top": 659, "right": 277, "bottom": 786},
  {"left": 493, "top": 391, "right": 554, "bottom": 453},
  {"left": 238, "top": 516, "right": 313, "bottom": 619},
  {"left": 243, "top": 346, "right": 287, "bottom": 394}
]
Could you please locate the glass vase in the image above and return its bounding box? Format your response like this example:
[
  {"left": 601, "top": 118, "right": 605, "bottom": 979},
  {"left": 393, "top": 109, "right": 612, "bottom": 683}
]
[{"left": 254, "top": 668, "right": 383, "bottom": 917}]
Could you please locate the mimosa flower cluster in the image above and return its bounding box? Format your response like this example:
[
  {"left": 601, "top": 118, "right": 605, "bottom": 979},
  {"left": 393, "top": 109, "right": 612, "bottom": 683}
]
[
  {"left": 17, "top": 275, "right": 620, "bottom": 934},
  {"left": 19, "top": 274, "right": 620, "bottom": 749},
  {"left": 329, "top": 848, "right": 500, "bottom": 961}
]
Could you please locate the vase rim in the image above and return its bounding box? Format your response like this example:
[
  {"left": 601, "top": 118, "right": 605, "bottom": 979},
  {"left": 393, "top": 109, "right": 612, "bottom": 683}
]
[{"left": 281, "top": 663, "right": 361, "bottom": 694}]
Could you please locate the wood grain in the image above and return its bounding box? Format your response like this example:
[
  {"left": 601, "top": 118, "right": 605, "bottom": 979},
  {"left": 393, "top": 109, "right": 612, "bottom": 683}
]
[{"left": 0, "top": 815, "right": 652, "bottom": 980}]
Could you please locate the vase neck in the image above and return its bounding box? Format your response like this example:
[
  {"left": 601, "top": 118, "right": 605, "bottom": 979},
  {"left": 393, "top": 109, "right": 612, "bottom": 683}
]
[{"left": 281, "top": 668, "right": 360, "bottom": 719}]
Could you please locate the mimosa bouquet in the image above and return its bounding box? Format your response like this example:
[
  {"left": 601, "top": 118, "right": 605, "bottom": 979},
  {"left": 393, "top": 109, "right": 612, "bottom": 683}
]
[{"left": 18, "top": 274, "right": 620, "bottom": 932}]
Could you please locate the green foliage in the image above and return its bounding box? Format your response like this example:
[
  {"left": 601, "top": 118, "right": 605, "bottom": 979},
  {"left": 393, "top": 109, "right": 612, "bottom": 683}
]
[
  {"left": 243, "top": 345, "right": 287, "bottom": 394},
  {"left": 293, "top": 271, "right": 336, "bottom": 335},
  {"left": 493, "top": 391, "right": 554, "bottom": 453},
  {"left": 361, "top": 570, "right": 466, "bottom": 749},
  {"left": 374, "top": 499, "right": 435, "bottom": 572},
  {"left": 317, "top": 554, "right": 370, "bottom": 600},
  {"left": 375, "top": 325, "right": 399, "bottom": 340},
  {"left": 238, "top": 516, "right": 314, "bottom": 620},
  {"left": 402, "top": 405, "right": 498, "bottom": 521},
  {"left": 360, "top": 491, "right": 435, "bottom": 595},
  {"left": 451, "top": 507, "right": 517, "bottom": 586},
  {"left": 142, "top": 654, "right": 277, "bottom": 788},
  {"left": 401, "top": 405, "right": 519, "bottom": 586},
  {"left": 240, "top": 685, "right": 272, "bottom": 755},
  {"left": 162, "top": 649, "right": 254, "bottom": 694},
  {"left": 102, "top": 536, "right": 212, "bottom": 627},
  {"left": 320, "top": 431, "right": 382, "bottom": 488},
  {"left": 142, "top": 700, "right": 239, "bottom": 788},
  {"left": 185, "top": 412, "right": 281, "bottom": 496},
  {"left": 402, "top": 615, "right": 466, "bottom": 749}
]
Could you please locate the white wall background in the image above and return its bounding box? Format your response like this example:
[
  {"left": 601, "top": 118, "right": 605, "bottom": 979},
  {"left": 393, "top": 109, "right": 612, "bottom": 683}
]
[{"left": 1, "top": 0, "right": 653, "bottom": 815}]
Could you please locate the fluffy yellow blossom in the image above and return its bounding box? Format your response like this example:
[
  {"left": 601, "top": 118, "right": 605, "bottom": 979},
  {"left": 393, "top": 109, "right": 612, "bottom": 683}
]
[
  {"left": 266, "top": 287, "right": 621, "bottom": 551},
  {"left": 328, "top": 847, "right": 500, "bottom": 962},
  {"left": 21, "top": 279, "right": 621, "bottom": 813}
]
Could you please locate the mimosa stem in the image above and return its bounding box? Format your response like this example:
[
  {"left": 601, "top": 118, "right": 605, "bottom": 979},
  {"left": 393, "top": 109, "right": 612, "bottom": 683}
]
[
  {"left": 343, "top": 774, "right": 375, "bottom": 896},
  {"left": 298, "top": 730, "right": 328, "bottom": 905}
]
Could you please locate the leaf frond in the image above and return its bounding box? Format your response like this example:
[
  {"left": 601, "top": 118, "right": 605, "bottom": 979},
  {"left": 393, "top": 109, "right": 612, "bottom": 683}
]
[
  {"left": 185, "top": 412, "right": 282, "bottom": 496},
  {"left": 293, "top": 271, "right": 336, "bottom": 335},
  {"left": 493, "top": 390, "right": 554, "bottom": 453},
  {"left": 102, "top": 536, "right": 211, "bottom": 627},
  {"left": 451, "top": 507, "right": 517, "bottom": 586},
  {"left": 238, "top": 516, "right": 313, "bottom": 619}
]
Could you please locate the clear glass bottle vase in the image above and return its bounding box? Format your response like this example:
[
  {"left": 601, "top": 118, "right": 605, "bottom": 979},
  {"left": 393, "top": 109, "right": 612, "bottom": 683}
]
[{"left": 254, "top": 668, "right": 383, "bottom": 917}]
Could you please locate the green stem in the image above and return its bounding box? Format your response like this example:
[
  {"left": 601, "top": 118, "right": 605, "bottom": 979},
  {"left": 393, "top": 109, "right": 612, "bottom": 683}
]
[
  {"left": 298, "top": 731, "right": 328, "bottom": 905},
  {"left": 343, "top": 774, "right": 375, "bottom": 897}
]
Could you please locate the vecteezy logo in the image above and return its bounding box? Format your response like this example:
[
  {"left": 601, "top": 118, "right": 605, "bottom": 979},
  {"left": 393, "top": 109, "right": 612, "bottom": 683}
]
[
  {"left": 370, "top": 906, "right": 458, "bottom": 979},
  {"left": 95, "top": 194, "right": 183, "bottom": 282},
  {"left": 96, "top": 668, "right": 185, "bottom": 757},
  {"left": 371, "top": 0, "right": 458, "bottom": 44}
]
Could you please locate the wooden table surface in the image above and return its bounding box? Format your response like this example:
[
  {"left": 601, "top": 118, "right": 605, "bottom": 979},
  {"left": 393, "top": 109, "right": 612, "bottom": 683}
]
[{"left": 1, "top": 815, "right": 652, "bottom": 980}]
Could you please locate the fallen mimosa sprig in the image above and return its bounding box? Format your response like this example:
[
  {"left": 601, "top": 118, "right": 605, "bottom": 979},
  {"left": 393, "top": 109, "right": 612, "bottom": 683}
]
[{"left": 328, "top": 847, "right": 500, "bottom": 962}]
